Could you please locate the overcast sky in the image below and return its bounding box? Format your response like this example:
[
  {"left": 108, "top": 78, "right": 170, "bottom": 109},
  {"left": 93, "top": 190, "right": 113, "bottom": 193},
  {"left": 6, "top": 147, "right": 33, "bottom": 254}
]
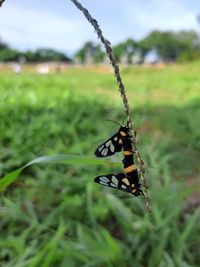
[{"left": 0, "top": 0, "right": 199, "bottom": 55}]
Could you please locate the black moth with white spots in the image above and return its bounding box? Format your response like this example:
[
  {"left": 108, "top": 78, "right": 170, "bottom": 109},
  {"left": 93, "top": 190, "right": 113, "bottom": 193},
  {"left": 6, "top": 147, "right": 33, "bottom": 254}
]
[
  {"left": 94, "top": 125, "right": 130, "bottom": 157},
  {"left": 94, "top": 123, "right": 143, "bottom": 197},
  {"left": 94, "top": 172, "right": 143, "bottom": 197}
]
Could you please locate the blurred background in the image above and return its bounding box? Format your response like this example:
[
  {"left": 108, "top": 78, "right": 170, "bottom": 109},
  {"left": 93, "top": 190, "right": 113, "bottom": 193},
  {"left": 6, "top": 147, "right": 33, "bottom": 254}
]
[{"left": 0, "top": 1, "right": 200, "bottom": 266}]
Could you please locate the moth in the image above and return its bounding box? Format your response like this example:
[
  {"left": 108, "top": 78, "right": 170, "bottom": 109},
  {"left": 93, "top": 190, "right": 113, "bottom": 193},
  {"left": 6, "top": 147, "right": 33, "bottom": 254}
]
[
  {"left": 94, "top": 142, "right": 143, "bottom": 197},
  {"left": 94, "top": 122, "right": 143, "bottom": 196},
  {"left": 94, "top": 170, "right": 143, "bottom": 197},
  {"left": 94, "top": 123, "right": 133, "bottom": 158}
]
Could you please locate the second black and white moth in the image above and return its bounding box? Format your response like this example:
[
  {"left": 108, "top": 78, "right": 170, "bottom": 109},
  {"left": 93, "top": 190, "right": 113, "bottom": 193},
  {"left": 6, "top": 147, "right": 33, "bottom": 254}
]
[{"left": 94, "top": 171, "right": 143, "bottom": 197}]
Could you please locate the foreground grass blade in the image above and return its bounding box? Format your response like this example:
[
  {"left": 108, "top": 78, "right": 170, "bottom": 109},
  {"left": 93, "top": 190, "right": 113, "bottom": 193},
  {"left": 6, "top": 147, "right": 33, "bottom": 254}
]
[
  {"left": 0, "top": 154, "right": 121, "bottom": 191},
  {"left": 0, "top": 168, "right": 24, "bottom": 191}
]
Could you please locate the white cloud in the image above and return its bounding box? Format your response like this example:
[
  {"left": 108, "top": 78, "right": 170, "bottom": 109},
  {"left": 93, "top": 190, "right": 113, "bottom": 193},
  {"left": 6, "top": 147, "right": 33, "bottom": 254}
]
[
  {"left": 124, "top": 0, "right": 199, "bottom": 38},
  {"left": 0, "top": 2, "right": 94, "bottom": 52}
]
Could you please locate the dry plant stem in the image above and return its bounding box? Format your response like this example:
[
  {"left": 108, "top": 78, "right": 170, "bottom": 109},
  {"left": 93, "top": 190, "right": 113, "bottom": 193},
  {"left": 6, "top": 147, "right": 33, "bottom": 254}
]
[
  {"left": 70, "top": 0, "right": 151, "bottom": 212},
  {"left": 0, "top": 0, "right": 5, "bottom": 7}
]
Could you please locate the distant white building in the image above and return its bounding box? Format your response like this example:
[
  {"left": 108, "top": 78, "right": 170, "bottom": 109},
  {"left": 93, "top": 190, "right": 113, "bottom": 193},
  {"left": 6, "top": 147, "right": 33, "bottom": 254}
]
[
  {"left": 12, "top": 63, "right": 21, "bottom": 74},
  {"left": 36, "top": 64, "right": 49, "bottom": 74}
]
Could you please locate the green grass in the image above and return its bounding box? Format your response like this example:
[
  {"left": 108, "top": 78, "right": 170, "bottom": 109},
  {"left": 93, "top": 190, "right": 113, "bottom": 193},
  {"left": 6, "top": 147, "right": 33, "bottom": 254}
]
[{"left": 0, "top": 63, "right": 200, "bottom": 266}]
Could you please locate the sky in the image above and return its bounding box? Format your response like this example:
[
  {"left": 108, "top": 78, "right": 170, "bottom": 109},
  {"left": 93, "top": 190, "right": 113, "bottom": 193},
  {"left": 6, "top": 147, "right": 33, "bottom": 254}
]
[{"left": 0, "top": 0, "right": 199, "bottom": 55}]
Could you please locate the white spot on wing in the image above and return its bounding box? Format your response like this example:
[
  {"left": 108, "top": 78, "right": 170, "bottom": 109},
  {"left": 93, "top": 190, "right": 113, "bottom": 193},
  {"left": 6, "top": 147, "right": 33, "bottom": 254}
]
[
  {"left": 105, "top": 140, "right": 112, "bottom": 147},
  {"left": 114, "top": 137, "right": 118, "bottom": 141},
  {"left": 99, "top": 181, "right": 109, "bottom": 186},
  {"left": 122, "top": 178, "right": 130, "bottom": 185},
  {"left": 111, "top": 175, "right": 119, "bottom": 186},
  {"left": 110, "top": 143, "right": 115, "bottom": 152},
  {"left": 110, "top": 183, "right": 117, "bottom": 188},
  {"left": 102, "top": 148, "right": 108, "bottom": 156},
  {"left": 100, "top": 176, "right": 110, "bottom": 183},
  {"left": 121, "top": 185, "right": 127, "bottom": 189},
  {"left": 98, "top": 145, "right": 104, "bottom": 152}
]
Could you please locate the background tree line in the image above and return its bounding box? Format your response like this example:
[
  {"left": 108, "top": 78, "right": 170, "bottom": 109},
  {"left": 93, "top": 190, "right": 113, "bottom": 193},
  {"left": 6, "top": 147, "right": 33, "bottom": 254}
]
[
  {"left": 0, "top": 30, "right": 200, "bottom": 63},
  {"left": 76, "top": 30, "right": 200, "bottom": 64},
  {"left": 0, "top": 39, "right": 71, "bottom": 63}
]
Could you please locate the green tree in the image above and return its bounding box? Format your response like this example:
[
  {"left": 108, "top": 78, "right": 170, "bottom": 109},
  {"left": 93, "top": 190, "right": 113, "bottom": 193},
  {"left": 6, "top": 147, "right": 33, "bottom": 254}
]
[
  {"left": 0, "top": 37, "right": 8, "bottom": 50},
  {"left": 34, "top": 48, "right": 71, "bottom": 62},
  {"left": 0, "top": 48, "right": 22, "bottom": 62},
  {"left": 139, "top": 30, "right": 200, "bottom": 62},
  {"left": 75, "top": 42, "right": 105, "bottom": 64},
  {"left": 23, "top": 48, "right": 71, "bottom": 63},
  {"left": 113, "top": 38, "right": 138, "bottom": 63},
  {"left": 176, "top": 30, "right": 200, "bottom": 61}
]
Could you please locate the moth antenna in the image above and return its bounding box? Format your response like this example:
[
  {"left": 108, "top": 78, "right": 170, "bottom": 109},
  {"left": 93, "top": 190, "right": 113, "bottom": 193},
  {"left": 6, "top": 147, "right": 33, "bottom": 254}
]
[
  {"left": 106, "top": 119, "right": 121, "bottom": 126},
  {"left": 121, "top": 115, "right": 127, "bottom": 126}
]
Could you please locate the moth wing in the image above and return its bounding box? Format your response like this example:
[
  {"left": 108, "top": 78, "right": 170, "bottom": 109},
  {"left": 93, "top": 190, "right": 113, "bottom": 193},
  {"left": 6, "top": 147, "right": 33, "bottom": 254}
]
[
  {"left": 94, "top": 132, "right": 122, "bottom": 157},
  {"left": 94, "top": 173, "right": 131, "bottom": 193}
]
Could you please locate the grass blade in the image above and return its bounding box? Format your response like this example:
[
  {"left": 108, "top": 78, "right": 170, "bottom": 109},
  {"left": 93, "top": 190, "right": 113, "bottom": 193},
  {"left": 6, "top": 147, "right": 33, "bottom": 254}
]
[{"left": 0, "top": 154, "right": 121, "bottom": 191}]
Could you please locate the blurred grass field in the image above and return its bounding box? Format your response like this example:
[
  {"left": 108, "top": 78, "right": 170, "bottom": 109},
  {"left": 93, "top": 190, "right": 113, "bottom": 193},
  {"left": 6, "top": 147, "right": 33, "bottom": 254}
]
[{"left": 0, "top": 63, "right": 200, "bottom": 266}]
